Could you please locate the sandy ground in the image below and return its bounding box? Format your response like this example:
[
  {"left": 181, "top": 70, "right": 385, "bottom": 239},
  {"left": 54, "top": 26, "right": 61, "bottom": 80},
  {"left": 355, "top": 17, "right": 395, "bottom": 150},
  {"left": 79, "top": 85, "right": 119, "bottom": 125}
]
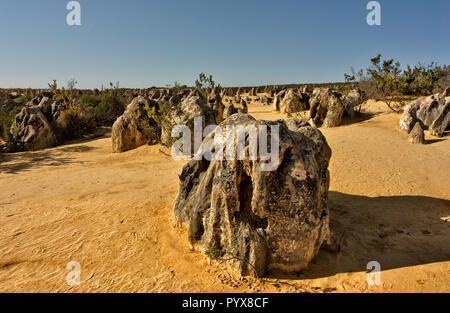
[{"left": 0, "top": 98, "right": 449, "bottom": 293}]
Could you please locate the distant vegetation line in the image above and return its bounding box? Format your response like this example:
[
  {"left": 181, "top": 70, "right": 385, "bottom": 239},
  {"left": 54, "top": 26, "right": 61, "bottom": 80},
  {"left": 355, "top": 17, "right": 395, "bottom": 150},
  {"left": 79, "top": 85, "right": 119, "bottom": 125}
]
[{"left": 1, "top": 55, "right": 449, "bottom": 151}]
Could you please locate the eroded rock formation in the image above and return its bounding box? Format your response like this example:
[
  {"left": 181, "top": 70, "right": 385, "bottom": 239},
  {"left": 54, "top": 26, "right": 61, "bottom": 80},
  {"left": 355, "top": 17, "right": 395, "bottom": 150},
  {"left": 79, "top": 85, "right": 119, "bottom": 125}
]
[
  {"left": 11, "top": 105, "right": 59, "bottom": 151},
  {"left": 111, "top": 96, "right": 160, "bottom": 153},
  {"left": 280, "top": 89, "right": 309, "bottom": 114},
  {"left": 208, "top": 89, "right": 225, "bottom": 125},
  {"left": 173, "top": 113, "right": 332, "bottom": 276},
  {"left": 408, "top": 122, "right": 425, "bottom": 144},
  {"left": 161, "top": 89, "right": 216, "bottom": 149},
  {"left": 309, "top": 88, "right": 346, "bottom": 128},
  {"left": 399, "top": 90, "right": 450, "bottom": 137}
]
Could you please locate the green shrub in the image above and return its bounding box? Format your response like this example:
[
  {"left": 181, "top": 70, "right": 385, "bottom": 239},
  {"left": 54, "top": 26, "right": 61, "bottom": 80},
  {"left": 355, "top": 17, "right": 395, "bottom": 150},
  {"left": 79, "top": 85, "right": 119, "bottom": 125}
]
[
  {"left": 81, "top": 94, "right": 101, "bottom": 109},
  {"left": 94, "top": 92, "right": 126, "bottom": 126},
  {"left": 64, "top": 105, "right": 96, "bottom": 139},
  {"left": 0, "top": 105, "right": 23, "bottom": 150},
  {"left": 14, "top": 94, "right": 31, "bottom": 105},
  {"left": 345, "top": 55, "right": 449, "bottom": 112},
  {"left": 145, "top": 100, "right": 181, "bottom": 146},
  {"left": 205, "top": 242, "right": 222, "bottom": 260}
]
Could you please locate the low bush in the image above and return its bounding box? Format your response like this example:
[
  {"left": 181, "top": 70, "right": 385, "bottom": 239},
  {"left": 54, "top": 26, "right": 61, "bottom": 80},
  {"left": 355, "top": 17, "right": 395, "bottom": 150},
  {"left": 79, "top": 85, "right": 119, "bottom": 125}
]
[
  {"left": 0, "top": 105, "right": 24, "bottom": 150},
  {"left": 64, "top": 105, "right": 97, "bottom": 139}
]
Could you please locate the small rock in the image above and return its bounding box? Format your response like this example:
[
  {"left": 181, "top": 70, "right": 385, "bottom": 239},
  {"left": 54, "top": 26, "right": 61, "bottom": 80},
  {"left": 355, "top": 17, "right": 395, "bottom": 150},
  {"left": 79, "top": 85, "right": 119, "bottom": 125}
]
[{"left": 408, "top": 122, "right": 425, "bottom": 144}]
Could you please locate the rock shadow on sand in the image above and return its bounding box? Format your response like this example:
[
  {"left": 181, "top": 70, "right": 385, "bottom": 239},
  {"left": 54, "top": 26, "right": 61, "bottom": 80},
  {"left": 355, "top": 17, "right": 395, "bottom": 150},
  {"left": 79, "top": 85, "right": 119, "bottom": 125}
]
[
  {"left": 0, "top": 145, "right": 96, "bottom": 174},
  {"left": 267, "top": 191, "right": 450, "bottom": 280}
]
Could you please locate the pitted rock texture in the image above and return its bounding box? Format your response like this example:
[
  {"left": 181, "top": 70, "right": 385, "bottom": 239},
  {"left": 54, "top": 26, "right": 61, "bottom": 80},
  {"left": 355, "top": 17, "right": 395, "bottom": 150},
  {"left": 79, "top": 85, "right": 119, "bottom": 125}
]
[{"left": 173, "top": 113, "right": 332, "bottom": 276}]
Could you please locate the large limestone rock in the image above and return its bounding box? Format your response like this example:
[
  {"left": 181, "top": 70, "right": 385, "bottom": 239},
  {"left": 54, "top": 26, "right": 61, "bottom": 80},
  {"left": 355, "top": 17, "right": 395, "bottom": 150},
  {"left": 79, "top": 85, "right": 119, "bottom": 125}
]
[
  {"left": 169, "top": 90, "right": 190, "bottom": 106},
  {"left": 342, "top": 89, "right": 364, "bottom": 119},
  {"left": 112, "top": 96, "right": 160, "bottom": 153},
  {"left": 161, "top": 89, "right": 216, "bottom": 150},
  {"left": 208, "top": 89, "right": 225, "bottom": 125},
  {"left": 430, "top": 102, "right": 450, "bottom": 137},
  {"left": 150, "top": 89, "right": 162, "bottom": 100},
  {"left": 276, "top": 89, "right": 287, "bottom": 100},
  {"left": 239, "top": 99, "right": 248, "bottom": 114},
  {"left": 416, "top": 99, "right": 442, "bottom": 127},
  {"left": 11, "top": 106, "right": 59, "bottom": 151},
  {"left": 272, "top": 96, "right": 280, "bottom": 112},
  {"left": 399, "top": 91, "right": 450, "bottom": 136},
  {"left": 223, "top": 103, "right": 238, "bottom": 119},
  {"left": 280, "top": 89, "right": 308, "bottom": 114},
  {"left": 9, "top": 93, "right": 77, "bottom": 151},
  {"left": 234, "top": 92, "right": 241, "bottom": 103},
  {"left": 309, "top": 88, "right": 345, "bottom": 128},
  {"left": 173, "top": 113, "right": 332, "bottom": 277},
  {"left": 260, "top": 95, "right": 272, "bottom": 106}
]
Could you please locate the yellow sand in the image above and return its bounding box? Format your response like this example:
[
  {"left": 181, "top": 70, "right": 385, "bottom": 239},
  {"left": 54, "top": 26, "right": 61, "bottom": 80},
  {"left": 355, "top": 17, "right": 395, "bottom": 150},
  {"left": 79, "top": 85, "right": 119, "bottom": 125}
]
[{"left": 0, "top": 99, "right": 449, "bottom": 293}]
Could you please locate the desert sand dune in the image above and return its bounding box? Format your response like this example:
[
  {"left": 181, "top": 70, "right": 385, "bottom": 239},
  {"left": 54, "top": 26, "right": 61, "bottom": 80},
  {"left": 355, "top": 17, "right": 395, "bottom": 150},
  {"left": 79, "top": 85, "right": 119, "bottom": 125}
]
[{"left": 0, "top": 101, "right": 449, "bottom": 293}]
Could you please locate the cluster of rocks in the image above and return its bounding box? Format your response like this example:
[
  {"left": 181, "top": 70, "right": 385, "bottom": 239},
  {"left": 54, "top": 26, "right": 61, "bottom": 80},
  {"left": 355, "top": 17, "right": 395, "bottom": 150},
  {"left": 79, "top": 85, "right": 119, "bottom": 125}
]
[
  {"left": 112, "top": 89, "right": 226, "bottom": 153},
  {"left": 111, "top": 85, "right": 261, "bottom": 153},
  {"left": 173, "top": 113, "right": 332, "bottom": 276},
  {"left": 221, "top": 87, "right": 364, "bottom": 129},
  {"left": 7, "top": 93, "right": 94, "bottom": 151},
  {"left": 399, "top": 88, "right": 450, "bottom": 142},
  {"left": 270, "top": 87, "right": 364, "bottom": 128}
]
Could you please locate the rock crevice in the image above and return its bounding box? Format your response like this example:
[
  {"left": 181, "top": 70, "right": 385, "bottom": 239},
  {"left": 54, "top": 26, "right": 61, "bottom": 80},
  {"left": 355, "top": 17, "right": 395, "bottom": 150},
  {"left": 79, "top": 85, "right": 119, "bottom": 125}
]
[{"left": 173, "top": 114, "right": 332, "bottom": 276}]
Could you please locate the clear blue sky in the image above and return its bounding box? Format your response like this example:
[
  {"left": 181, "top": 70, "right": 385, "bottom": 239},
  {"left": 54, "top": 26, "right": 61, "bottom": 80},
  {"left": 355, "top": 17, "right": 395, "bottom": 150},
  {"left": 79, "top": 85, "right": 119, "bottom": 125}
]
[{"left": 1, "top": 0, "right": 449, "bottom": 89}]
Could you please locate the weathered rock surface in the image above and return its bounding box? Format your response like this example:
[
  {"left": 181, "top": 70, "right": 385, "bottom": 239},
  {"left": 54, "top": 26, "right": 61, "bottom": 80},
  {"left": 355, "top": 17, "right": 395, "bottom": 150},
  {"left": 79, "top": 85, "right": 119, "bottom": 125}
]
[
  {"left": 169, "top": 90, "right": 190, "bottom": 106},
  {"left": 9, "top": 93, "right": 78, "bottom": 151},
  {"left": 239, "top": 99, "right": 248, "bottom": 114},
  {"left": 173, "top": 113, "right": 332, "bottom": 276},
  {"left": 342, "top": 89, "right": 364, "bottom": 119},
  {"left": 112, "top": 96, "right": 160, "bottom": 153},
  {"left": 260, "top": 95, "right": 272, "bottom": 106},
  {"left": 430, "top": 102, "right": 450, "bottom": 137},
  {"left": 234, "top": 92, "right": 241, "bottom": 103},
  {"left": 408, "top": 122, "right": 425, "bottom": 144},
  {"left": 208, "top": 89, "right": 225, "bottom": 125},
  {"left": 280, "top": 89, "right": 308, "bottom": 114},
  {"left": 276, "top": 89, "right": 287, "bottom": 99},
  {"left": 399, "top": 91, "right": 450, "bottom": 136},
  {"left": 161, "top": 89, "right": 216, "bottom": 149},
  {"left": 272, "top": 96, "right": 280, "bottom": 112},
  {"left": 309, "top": 88, "right": 346, "bottom": 128},
  {"left": 223, "top": 103, "right": 238, "bottom": 119},
  {"left": 11, "top": 105, "right": 59, "bottom": 151}
]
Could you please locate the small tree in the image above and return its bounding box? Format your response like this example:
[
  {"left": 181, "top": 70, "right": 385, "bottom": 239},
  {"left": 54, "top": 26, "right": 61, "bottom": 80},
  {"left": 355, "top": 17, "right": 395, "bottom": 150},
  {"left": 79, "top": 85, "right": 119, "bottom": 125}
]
[
  {"left": 347, "top": 55, "right": 449, "bottom": 112},
  {"left": 171, "top": 81, "right": 187, "bottom": 93},
  {"left": 48, "top": 80, "right": 58, "bottom": 91},
  {"left": 93, "top": 81, "right": 126, "bottom": 125},
  {"left": 438, "top": 65, "right": 450, "bottom": 90},
  {"left": 195, "top": 73, "right": 221, "bottom": 94},
  {"left": 67, "top": 78, "right": 78, "bottom": 90},
  {"left": 345, "top": 54, "right": 402, "bottom": 112}
]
